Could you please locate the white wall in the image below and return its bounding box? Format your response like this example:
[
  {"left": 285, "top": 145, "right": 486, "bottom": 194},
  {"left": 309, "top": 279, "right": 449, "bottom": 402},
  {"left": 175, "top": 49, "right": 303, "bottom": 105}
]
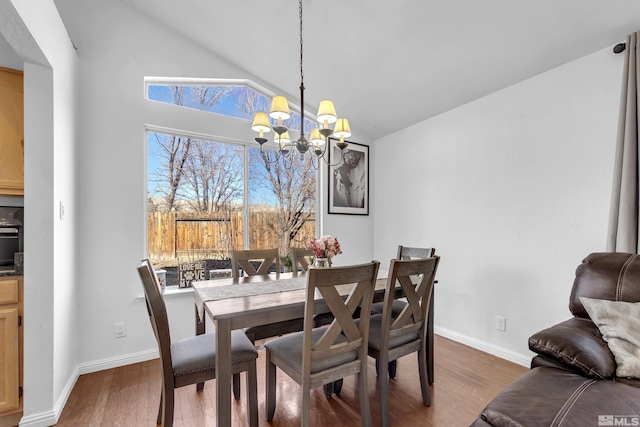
[
  {"left": 0, "top": 0, "right": 79, "bottom": 425},
  {"left": 51, "top": 0, "right": 373, "bottom": 374},
  {"left": 372, "top": 47, "right": 623, "bottom": 363},
  {"left": 0, "top": 32, "right": 23, "bottom": 70}
]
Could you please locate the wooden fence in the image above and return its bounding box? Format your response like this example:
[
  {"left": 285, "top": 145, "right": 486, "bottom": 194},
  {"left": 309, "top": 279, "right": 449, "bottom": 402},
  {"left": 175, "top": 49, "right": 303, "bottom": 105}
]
[{"left": 148, "top": 211, "right": 315, "bottom": 264}]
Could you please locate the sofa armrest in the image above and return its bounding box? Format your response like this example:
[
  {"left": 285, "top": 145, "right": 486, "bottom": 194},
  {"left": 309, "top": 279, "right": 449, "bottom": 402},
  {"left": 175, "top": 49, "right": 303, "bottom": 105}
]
[{"left": 528, "top": 317, "right": 616, "bottom": 379}]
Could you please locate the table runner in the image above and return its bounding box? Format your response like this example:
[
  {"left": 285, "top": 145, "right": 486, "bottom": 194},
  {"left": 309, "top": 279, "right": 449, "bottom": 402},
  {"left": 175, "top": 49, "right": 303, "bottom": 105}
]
[
  {"left": 193, "top": 275, "right": 308, "bottom": 321},
  {"left": 193, "top": 269, "right": 389, "bottom": 321}
]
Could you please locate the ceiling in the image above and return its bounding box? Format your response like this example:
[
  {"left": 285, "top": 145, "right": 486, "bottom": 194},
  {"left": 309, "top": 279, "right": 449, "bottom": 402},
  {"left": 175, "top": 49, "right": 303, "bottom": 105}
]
[{"left": 98, "top": 1, "right": 640, "bottom": 140}]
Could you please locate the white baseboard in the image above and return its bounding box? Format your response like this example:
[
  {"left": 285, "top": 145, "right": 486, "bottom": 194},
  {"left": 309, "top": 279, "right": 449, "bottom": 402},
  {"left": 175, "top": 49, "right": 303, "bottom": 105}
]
[
  {"left": 77, "top": 348, "right": 159, "bottom": 375},
  {"left": 19, "top": 349, "right": 159, "bottom": 427},
  {"left": 18, "top": 410, "right": 57, "bottom": 427},
  {"left": 435, "top": 326, "right": 532, "bottom": 367},
  {"left": 19, "top": 364, "right": 79, "bottom": 427}
]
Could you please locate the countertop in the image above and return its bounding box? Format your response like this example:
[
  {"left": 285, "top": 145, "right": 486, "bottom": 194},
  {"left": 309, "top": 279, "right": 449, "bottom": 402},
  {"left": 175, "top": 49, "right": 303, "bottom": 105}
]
[{"left": 0, "top": 266, "right": 19, "bottom": 277}]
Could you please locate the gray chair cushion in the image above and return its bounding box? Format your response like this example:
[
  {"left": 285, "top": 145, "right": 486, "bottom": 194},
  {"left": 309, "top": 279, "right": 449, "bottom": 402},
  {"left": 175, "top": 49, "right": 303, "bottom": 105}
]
[
  {"left": 313, "top": 307, "right": 362, "bottom": 327},
  {"left": 171, "top": 330, "right": 258, "bottom": 377},
  {"left": 371, "top": 300, "right": 406, "bottom": 317},
  {"left": 264, "top": 328, "right": 357, "bottom": 375},
  {"left": 364, "top": 314, "right": 418, "bottom": 350},
  {"left": 245, "top": 318, "right": 304, "bottom": 342}
]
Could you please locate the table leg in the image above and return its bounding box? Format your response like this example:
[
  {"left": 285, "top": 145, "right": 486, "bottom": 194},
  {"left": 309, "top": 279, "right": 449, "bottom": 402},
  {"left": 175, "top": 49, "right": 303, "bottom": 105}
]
[
  {"left": 427, "top": 286, "right": 434, "bottom": 385},
  {"left": 195, "top": 306, "right": 206, "bottom": 391},
  {"left": 195, "top": 306, "right": 206, "bottom": 335},
  {"left": 215, "top": 318, "right": 232, "bottom": 427}
]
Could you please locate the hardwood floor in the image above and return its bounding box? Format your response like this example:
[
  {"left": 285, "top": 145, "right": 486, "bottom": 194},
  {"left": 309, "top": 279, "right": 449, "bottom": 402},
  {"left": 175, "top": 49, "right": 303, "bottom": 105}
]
[{"left": 54, "top": 335, "right": 527, "bottom": 426}]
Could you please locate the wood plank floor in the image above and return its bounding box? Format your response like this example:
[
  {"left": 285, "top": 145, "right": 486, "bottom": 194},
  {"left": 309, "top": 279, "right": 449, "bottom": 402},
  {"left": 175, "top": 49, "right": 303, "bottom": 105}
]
[{"left": 54, "top": 335, "right": 528, "bottom": 426}]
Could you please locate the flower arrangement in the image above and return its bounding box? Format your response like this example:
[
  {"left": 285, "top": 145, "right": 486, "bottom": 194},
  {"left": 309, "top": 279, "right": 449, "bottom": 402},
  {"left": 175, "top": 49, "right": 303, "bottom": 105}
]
[{"left": 306, "top": 235, "right": 342, "bottom": 259}]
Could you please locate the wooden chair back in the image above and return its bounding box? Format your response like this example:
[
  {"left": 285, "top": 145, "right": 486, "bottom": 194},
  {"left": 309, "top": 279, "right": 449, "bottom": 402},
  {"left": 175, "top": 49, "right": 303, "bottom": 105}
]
[
  {"left": 231, "top": 248, "right": 280, "bottom": 279},
  {"left": 397, "top": 245, "right": 435, "bottom": 260},
  {"left": 382, "top": 256, "right": 440, "bottom": 349},
  {"left": 302, "top": 261, "right": 380, "bottom": 388},
  {"left": 290, "top": 247, "right": 314, "bottom": 272},
  {"left": 137, "top": 259, "right": 174, "bottom": 387}
]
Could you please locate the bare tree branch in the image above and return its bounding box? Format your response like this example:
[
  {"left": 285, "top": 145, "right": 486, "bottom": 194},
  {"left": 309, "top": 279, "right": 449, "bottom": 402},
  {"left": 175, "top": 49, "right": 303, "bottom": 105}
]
[
  {"left": 181, "top": 140, "right": 243, "bottom": 214},
  {"left": 249, "top": 148, "right": 316, "bottom": 253}
]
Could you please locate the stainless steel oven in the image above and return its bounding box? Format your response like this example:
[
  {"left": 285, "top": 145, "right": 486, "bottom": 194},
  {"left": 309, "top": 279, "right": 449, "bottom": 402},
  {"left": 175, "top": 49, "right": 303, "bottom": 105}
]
[
  {"left": 0, "top": 206, "right": 23, "bottom": 267},
  {"left": 0, "top": 227, "right": 19, "bottom": 266}
]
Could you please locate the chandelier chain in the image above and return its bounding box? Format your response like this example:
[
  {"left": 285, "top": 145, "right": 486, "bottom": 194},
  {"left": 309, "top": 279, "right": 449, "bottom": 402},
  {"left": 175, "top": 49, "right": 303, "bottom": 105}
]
[{"left": 299, "top": 0, "right": 304, "bottom": 87}]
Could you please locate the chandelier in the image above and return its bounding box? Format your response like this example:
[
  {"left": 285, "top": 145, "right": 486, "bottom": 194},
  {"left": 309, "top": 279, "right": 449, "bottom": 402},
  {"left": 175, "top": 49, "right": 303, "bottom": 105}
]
[{"left": 250, "top": 0, "right": 350, "bottom": 167}]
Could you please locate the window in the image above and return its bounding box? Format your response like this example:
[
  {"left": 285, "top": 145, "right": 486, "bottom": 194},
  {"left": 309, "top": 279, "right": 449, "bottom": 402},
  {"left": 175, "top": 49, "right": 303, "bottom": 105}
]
[
  {"left": 147, "top": 80, "right": 316, "bottom": 134},
  {"left": 148, "top": 83, "right": 264, "bottom": 121},
  {"left": 146, "top": 80, "right": 317, "bottom": 287}
]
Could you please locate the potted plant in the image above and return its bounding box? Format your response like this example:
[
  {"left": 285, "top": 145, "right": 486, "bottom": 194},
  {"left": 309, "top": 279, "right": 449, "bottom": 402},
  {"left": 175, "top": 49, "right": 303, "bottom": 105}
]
[{"left": 280, "top": 254, "right": 293, "bottom": 272}]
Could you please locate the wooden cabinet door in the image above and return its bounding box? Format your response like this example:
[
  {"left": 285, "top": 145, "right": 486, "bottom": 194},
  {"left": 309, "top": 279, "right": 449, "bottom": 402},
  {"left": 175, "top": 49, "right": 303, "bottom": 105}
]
[
  {"left": 0, "top": 307, "right": 19, "bottom": 412},
  {"left": 0, "top": 67, "right": 24, "bottom": 196}
]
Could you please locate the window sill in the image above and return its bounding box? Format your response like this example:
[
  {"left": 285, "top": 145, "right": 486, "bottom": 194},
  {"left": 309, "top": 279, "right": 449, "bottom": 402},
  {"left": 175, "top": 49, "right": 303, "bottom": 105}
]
[{"left": 136, "top": 286, "right": 194, "bottom": 299}]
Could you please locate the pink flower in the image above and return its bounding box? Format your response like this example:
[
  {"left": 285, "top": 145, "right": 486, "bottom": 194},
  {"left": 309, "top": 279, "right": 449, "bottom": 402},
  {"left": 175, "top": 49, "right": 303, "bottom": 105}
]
[{"left": 305, "top": 235, "right": 342, "bottom": 258}]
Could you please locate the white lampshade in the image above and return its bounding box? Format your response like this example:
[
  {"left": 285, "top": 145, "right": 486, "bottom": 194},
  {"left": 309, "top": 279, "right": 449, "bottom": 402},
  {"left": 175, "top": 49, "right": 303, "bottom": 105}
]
[
  {"left": 310, "top": 128, "right": 325, "bottom": 146},
  {"left": 269, "top": 96, "right": 291, "bottom": 121},
  {"left": 333, "top": 118, "right": 351, "bottom": 139},
  {"left": 276, "top": 131, "right": 291, "bottom": 148},
  {"left": 316, "top": 100, "right": 337, "bottom": 125},
  {"left": 251, "top": 112, "right": 272, "bottom": 136}
]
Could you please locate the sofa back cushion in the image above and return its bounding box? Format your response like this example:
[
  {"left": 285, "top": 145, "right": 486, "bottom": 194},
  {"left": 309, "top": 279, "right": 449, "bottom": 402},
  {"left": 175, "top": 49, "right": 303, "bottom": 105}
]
[{"left": 570, "top": 252, "right": 640, "bottom": 319}]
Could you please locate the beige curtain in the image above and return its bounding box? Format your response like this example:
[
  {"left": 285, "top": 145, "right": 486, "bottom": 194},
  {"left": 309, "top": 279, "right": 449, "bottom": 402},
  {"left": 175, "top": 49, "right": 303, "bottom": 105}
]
[{"left": 607, "top": 31, "right": 640, "bottom": 253}]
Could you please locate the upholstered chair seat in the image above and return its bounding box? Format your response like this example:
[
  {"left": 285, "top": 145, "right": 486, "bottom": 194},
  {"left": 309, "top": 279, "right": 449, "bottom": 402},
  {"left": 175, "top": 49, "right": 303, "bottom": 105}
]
[{"left": 171, "top": 330, "right": 258, "bottom": 380}]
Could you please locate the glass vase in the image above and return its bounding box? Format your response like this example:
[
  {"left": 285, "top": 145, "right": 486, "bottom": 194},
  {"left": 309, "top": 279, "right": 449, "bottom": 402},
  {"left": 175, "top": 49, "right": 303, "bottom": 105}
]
[{"left": 314, "top": 257, "right": 330, "bottom": 268}]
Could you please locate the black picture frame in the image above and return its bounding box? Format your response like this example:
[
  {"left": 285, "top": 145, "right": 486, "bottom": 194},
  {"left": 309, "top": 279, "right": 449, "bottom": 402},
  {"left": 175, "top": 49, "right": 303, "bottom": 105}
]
[{"left": 328, "top": 138, "right": 369, "bottom": 215}]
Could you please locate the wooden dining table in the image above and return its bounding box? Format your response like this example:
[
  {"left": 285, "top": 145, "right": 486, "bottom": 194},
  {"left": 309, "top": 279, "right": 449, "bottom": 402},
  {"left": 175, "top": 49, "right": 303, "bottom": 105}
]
[{"left": 192, "top": 269, "right": 434, "bottom": 427}]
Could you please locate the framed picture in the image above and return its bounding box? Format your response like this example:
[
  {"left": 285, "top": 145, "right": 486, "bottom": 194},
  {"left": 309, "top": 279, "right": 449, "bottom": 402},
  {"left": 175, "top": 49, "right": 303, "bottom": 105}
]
[{"left": 328, "top": 138, "right": 369, "bottom": 215}]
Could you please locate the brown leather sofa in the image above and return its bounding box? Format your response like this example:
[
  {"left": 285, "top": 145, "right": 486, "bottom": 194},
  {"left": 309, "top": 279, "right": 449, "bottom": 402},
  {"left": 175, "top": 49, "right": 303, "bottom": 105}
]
[{"left": 472, "top": 252, "right": 640, "bottom": 426}]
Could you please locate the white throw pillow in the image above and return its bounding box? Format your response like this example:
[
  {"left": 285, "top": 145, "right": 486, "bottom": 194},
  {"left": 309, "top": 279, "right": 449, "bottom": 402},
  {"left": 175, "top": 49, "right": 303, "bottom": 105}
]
[{"left": 579, "top": 296, "right": 640, "bottom": 379}]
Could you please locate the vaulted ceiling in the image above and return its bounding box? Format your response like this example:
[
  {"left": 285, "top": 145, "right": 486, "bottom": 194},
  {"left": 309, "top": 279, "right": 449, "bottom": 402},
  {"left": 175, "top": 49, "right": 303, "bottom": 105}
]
[{"left": 81, "top": 1, "right": 640, "bottom": 140}]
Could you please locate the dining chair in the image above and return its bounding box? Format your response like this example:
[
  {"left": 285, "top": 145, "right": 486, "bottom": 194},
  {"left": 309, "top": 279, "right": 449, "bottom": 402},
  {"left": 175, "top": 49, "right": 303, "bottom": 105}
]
[
  {"left": 290, "top": 246, "right": 313, "bottom": 272},
  {"left": 264, "top": 261, "right": 380, "bottom": 427},
  {"left": 365, "top": 256, "right": 440, "bottom": 427},
  {"left": 371, "top": 245, "right": 436, "bottom": 380},
  {"left": 231, "top": 248, "right": 306, "bottom": 398},
  {"left": 290, "top": 246, "right": 336, "bottom": 328},
  {"left": 137, "top": 259, "right": 259, "bottom": 427},
  {"left": 290, "top": 245, "right": 341, "bottom": 397},
  {"left": 232, "top": 248, "right": 305, "bottom": 343},
  {"left": 231, "top": 248, "right": 280, "bottom": 278}
]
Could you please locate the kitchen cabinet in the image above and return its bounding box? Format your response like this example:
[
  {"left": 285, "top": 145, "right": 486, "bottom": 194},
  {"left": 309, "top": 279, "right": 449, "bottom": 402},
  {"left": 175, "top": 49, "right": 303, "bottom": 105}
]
[
  {"left": 0, "top": 67, "right": 24, "bottom": 196},
  {"left": 0, "top": 276, "right": 22, "bottom": 426}
]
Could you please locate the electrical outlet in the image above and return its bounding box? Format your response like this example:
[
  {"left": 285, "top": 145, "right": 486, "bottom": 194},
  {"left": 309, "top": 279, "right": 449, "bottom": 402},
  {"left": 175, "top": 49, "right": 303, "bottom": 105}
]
[
  {"left": 496, "top": 316, "right": 506, "bottom": 332},
  {"left": 114, "top": 322, "right": 126, "bottom": 338}
]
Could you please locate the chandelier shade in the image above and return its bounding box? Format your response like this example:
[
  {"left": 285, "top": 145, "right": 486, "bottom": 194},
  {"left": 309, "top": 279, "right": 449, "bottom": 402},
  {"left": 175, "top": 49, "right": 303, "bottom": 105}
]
[
  {"left": 333, "top": 118, "right": 351, "bottom": 139},
  {"left": 317, "top": 100, "right": 338, "bottom": 125},
  {"left": 251, "top": 112, "right": 272, "bottom": 139},
  {"left": 310, "top": 128, "right": 324, "bottom": 146},
  {"left": 269, "top": 96, "right": 291, "bottom": 122},
  {"left": 276, "top": 131, "right": 291, "bottom": 147}
]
